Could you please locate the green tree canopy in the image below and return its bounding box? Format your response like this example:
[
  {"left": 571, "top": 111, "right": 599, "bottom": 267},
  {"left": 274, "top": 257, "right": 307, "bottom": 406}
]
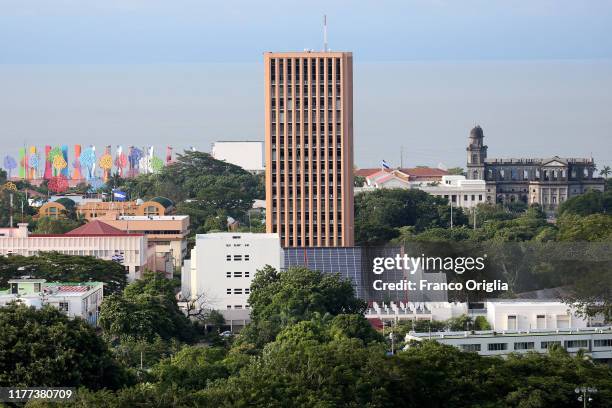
[
  {"left": 0, "top": 304, "right": 129, "bottom": 389},
  {"left": 355, "top": 188, "right": 469, "bottom": 245},
  {"left": 33, "top": 216, "right": 82, "bottom": 234},
  {"left": 238, "top": 265, "right": 366, "bottom": 349},
  {"left": 559, "top": 189, "right": 612, "bottom": 216},
  {"left": 0, "top": 252, "right": 127, "bottom": 294},
  {"left": 99, "top": 272, "right": 195, "bottom": 342}
]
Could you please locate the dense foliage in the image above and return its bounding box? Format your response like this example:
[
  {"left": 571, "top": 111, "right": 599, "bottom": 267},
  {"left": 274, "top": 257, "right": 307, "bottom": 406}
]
[
  {"left": 33, "top": 216, "right": 83, "bottom": 234},
  {"left": 99, "top": 272, "right": 196, "bottom": 342},
  {"left": 0, "top": 304, "right": 129, "bottom": 389},
  {"left": 117, "top": 151, "right": 264, "bottom": 235},
  {"left": 0, "top": 252, "right": 127, "bottom": 294},
  {"left": 29, "top": 266, "right": 612, "bottom": 408},
  {"left": 354, "top": 189, "right": 468, "bottom": 245},
  {"left": 0, "top": 188, "right": 35, "bottom": 227}
]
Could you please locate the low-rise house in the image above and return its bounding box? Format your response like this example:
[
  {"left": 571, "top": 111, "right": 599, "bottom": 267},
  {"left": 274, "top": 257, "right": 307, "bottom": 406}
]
[{"left": 0, "top": 278, "right": 103, "bottom": 325}]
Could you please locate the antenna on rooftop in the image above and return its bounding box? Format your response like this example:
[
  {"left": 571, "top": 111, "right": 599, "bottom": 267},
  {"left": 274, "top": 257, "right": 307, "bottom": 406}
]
[{"left": 323, "top": 15, "right": 328, "bottom": 52}]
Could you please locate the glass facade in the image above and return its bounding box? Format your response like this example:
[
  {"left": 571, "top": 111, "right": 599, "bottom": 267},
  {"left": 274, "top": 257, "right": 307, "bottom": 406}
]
[
  {"left": 283, "top": 247, "right": 364, "bottom": 298},
  {"left": 283, "top": 246, "right": 448, "bottom": 304}
]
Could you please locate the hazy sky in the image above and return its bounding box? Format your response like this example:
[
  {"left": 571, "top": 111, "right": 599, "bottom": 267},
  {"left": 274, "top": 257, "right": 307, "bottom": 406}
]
[{"left": 1, "top": 1, "right": 611, "bottom": 169}]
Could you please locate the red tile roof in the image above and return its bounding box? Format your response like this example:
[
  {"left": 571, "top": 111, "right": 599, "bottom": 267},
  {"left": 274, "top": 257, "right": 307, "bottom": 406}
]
[
  {"left": 400, "top": 167, "right": 449, "bottom": 177},
  {"left": 354, "top": 168, "right": 386, "bottom": 177},
  {"left": 355, "top": 167, "right": 448, "bottom": 178},
  {"left": 65, "top": 220, "right": 127, "bottom": 236}
]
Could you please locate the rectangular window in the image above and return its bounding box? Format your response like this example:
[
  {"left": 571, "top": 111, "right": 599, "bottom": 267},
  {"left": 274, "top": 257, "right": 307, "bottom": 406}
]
[
  {"left": 226, "top": 272, "right": 231, "bottom": 278},
  {"left": 245, "top": 288, "right": 250, "bottom": 295},
  {"left": 541, "top": 341, "right": 562, "bottom": 349},
  {"left": 566, "top": 340, "right": 588, "bottom": 349},
  {"left": 234, "top": 289, "right": 243, "bottom": 295},
  {"left": 536, "top": 315, "right": 545, "bottom": 329},
  {"left": 594, "top": 339, "right": 612, "bottom": 347},
  {"left": 513, "top": 342, "right": 535, "bottom": 350},
  {"left": 235, "top": 305, "right": 243, "bottom": 309},
  {"left": 460, "top": 344, "right": 481, "bottom": 352},
  {"left": 233, "top": 255, "right": 242, "bottom": 261},
  {"left": 245, "top": 272, "right": 250, "bottom": 278},
  {"left": 507, "top": 315, "right": 517, "bottom": 330},
  {"left": 234, "top": 272, "right": 243, "bottom": 278},
  {"left": 245, "top": 255, "right": 250, "bottom": 261},
  {"left": 226, "top": 288, "right": 232, "bottom": 294},
  {"left": 226, "top": 255, "right": 232, "bottom": 261},
  {"left": 59, "top": 302, "right": 69, "bottom": 312},
  {"left": 487, "top": 343, "right": 508, "bottom": 351}
]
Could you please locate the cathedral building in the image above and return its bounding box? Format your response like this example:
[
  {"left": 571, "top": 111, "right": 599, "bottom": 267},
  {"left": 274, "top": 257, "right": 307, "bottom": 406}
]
[{"left": 466, "top": 126, "right": 604, "bottom": 211}]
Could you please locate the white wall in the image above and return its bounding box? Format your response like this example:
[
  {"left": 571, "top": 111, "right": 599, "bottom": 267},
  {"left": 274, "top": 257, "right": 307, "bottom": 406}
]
[
  {"left": 211, "top": 141, "right": 264, "bottom": 172},
  {"left": 485, "top": 300, "right": 588, "bottom": 331},
  {"left": 183, "top": 233, "right": 281, "bottom": 313}
]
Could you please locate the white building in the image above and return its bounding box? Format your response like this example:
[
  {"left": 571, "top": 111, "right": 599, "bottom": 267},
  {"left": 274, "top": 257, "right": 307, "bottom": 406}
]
[
  {"left": 182, "top": 232, "right": 282, "bottom": 329},
  {"left": 0, "top": 222, "right": 150, "bottom": 282},
  {"left": 417, "top": 175, "right": 488, "bottom": 208},
  {"left": 405, "top": 327, "right": 612, "bottom": 361},
  {"left": 401, "top": 299, "right": 610, "bottom": 361},
  {"left": 0, "top": 279, "right": 104, "bottom": 325},
  {"left": 485, "top": 299, "right": 589, "bottom": 331},
  {"left": 211, "top": 141, "right": 264, "bottom": 173},
  {"left": 354, "top": 172, "right": 488, "bottom": 209}
]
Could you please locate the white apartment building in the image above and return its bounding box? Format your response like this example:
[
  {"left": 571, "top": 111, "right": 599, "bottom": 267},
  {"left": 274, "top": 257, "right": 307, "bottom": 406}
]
[
  {"left": 417, "top": 175, "right": 488, "bottom": 209},
  {"left": 182, "top": 232, "right": 282, "bottom": 329},
  {"left": 0, "top": 279, "right": 104, "bottom": 325},
  {"left": 211, "top": 141, "right": 264, "bottom": 173}
]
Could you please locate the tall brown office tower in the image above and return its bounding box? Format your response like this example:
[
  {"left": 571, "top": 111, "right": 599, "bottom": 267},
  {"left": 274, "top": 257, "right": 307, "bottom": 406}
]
[{"left": 265, "top": 51, "right": 354, "bottom": 247}]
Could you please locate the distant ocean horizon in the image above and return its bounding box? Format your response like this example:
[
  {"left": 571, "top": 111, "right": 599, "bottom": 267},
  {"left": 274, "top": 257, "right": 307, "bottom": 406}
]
[{"left": 1, "top": 59, "right": 611, "bottom": 171}]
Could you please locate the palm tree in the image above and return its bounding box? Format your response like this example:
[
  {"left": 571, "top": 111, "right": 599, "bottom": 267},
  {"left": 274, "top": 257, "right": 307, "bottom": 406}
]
[{"left": 600, "top": 165, "right": 611, "bottom": 179}]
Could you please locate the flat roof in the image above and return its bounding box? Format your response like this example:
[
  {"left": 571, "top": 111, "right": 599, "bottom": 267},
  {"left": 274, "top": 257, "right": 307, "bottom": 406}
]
[
  {"left": 213, "top": 140, "right": 263, "bottom": 143},
  {"left": 8, "top": 279, "right": 46, "bottom": 283},
  {"left": 411, "top": 327, "right": 612, "bottom": 339},
  {"left": 117, "top": 215, "right": 189, "bottom": 221}
]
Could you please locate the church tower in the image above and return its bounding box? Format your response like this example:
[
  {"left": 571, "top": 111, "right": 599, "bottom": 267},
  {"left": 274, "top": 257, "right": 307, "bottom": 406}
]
[{"left": 466, "top": 125, "right": 487, "bottom": 180}]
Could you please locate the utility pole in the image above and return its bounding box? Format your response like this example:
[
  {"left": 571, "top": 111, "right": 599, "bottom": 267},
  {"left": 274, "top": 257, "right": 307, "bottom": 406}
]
[
  {"left": 473, "top": 207, "right": 477, "bottom": 230},
  {"left": 450, "top": 200, "right": 453, "bottom": 230},
  {"left": 9, "top": 193, "right": 14, "bottom": 228}
]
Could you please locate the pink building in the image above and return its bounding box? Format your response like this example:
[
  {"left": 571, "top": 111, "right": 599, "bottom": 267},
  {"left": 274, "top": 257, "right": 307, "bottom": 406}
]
[{"left": 0, "top": 221, "right": 158, "bottom": 281}]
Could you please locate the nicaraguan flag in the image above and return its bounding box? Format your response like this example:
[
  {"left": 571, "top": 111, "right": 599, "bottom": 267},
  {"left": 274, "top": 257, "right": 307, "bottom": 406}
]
[
  {"left": 113, "top": 190, "right": 127, "bottom": 201},
  {"left": 382, "top": 160, "right": 391, "bottom": 170}
]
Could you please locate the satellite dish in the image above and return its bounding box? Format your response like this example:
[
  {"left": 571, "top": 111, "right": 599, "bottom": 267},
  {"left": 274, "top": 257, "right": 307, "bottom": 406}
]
[{"left": 135, "top": 198, "right": 144, "bottom": 205}]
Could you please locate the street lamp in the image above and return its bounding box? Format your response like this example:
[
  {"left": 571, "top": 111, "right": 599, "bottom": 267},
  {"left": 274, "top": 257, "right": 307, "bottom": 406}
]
[{"left": 575, "top": 386, "right": 598, "bottom": 408}]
